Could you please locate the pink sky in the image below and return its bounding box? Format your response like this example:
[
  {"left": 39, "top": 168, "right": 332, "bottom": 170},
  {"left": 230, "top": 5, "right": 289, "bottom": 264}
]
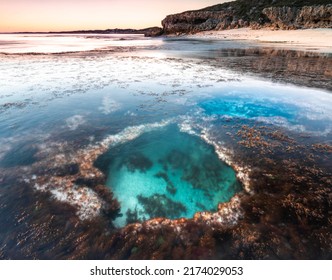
[{"left": 0, "top": 0, "right": 228, "bottom": 32}]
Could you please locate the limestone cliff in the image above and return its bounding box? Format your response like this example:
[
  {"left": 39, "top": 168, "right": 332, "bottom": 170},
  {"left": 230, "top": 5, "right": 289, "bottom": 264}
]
[
  {"left": 161, "top": 0, "right": 332, "bottom": 34},
  {"left": 263, "top": 5, "right": 332, "bottom": 29}
]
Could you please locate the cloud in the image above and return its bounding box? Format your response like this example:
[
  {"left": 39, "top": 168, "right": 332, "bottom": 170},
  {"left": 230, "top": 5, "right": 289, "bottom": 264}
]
[
  {"left": 99, "top": 96, "right": 121, "bottom": 115},
  {"left": 65, "top": 115, "right": 85, "bottom": 130}
]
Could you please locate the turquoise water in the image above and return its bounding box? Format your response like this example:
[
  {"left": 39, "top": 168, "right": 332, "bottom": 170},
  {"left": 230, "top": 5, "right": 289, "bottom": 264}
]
[
  {"left": 200, "top": 96, "right": 296, "bottom": 120},
  {"left": 96, "top": 125, "right": 241, "bottom": 227}
]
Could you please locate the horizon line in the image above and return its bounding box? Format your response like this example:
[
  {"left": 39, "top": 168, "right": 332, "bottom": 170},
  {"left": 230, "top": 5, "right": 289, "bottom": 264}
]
[{"left": 0, "top": 25, "right": 162, "bottom": 34}]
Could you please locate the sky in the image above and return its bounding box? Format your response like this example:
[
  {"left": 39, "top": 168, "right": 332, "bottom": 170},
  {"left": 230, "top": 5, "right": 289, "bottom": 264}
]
[{"left": 0, "top": 0, "right": 229, "bottom": 32}]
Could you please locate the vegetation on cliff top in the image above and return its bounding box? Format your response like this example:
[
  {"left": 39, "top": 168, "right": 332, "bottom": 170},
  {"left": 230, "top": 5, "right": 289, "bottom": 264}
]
[
  {"left": 197, "top": 0, "right": 332, "bottom": 21},
  {"left": 200, "top": 0, "right": 331, "bottom": 12}
]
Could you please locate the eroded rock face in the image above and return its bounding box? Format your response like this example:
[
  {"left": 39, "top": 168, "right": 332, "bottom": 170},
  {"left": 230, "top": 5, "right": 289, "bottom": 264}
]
[
  {"left": 161, "top": 3, "right": 332, "bottom": 34},
  {"left": 162, "top": 10, "right": 249, "bottom": 35},
  {"left": 263, "top": 5, "right": 332, "bottom": 29}
]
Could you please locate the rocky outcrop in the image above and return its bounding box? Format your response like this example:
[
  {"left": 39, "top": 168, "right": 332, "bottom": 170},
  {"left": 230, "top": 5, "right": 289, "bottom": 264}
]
[
  {"left": 142, "top": 27, "right": 163, "bottom": 37},
  {"left": 263, "top": 5, "right": 332, "bottom": 29},
  {"left": 161, "top": 0, "right": 332, "bottom": 35},
  {"left": 162, "top": 10, "right": 250, "bottom": 35}
]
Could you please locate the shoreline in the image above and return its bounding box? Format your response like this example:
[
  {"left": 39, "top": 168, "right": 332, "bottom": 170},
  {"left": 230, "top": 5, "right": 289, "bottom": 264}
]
[{"left": 185, "top": 28, "right": 332, "bottom": 53}]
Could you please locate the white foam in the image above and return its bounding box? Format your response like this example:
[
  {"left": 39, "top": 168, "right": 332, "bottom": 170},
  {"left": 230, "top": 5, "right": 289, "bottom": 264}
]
[
  {"left": 99, "top": 118, "right": 174, "bottom": 148},
  {"left": 178, "top": 121, "right": 198, "bottom": 136}
]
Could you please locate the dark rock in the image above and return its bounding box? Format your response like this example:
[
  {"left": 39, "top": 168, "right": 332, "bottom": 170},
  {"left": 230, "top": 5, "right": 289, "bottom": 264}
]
[
  {"left": 137, "top": 194, "right": 187, "bottom": 219},
  {"left": 166, "top": 184, "right": 177, "bottom": 195},
  {"left": 52, "top": 163, "right": 80, "bottom": 177},
  {"left": 154, "top": 172, "right": 177, "bottom": 195},
  {"left": 143, "top": 27, "right": 163, "bottom": 37},
  {"left": 123, "top": 152, "right": 153, "bottom": 173},
  {"left": 125, "top": 207, "right": 140, "bottom": 224}
]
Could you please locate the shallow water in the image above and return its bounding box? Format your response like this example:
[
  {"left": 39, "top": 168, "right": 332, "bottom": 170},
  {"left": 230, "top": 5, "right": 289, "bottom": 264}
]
[
  {"left": 0, "top": 34, "right": 331, "bottom": 259},
  {"left": 96, "top": 124, "right": 241, "bottom": 226},
  {"left": 0, "top": 33, "right": 157, "bottom": 53}
]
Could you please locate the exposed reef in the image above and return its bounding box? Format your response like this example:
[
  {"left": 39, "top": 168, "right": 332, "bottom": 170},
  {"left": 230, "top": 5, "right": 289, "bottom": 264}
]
[
  {"left": 190, "top": 48, "right": 332, "bottom": 91},
  {"left": 1, "top": 115, "right": 331, "bottom": 259},
  {"left": 161, "top": 0, "right": 332, "bottom": 35}
]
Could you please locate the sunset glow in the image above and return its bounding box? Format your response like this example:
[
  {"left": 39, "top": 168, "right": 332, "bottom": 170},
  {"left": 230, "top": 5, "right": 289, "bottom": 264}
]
[{"left": 0, "top": 0, "right": 227, "bottom": 32}]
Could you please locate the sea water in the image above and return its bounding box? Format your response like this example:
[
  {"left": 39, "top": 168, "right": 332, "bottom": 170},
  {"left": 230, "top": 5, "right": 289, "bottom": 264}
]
[
  {"left": 0, "top": 34, "right": 331, "bottom": 228},
  {"left": 96, "top": 124, "right": 241, "bottom": 226}
]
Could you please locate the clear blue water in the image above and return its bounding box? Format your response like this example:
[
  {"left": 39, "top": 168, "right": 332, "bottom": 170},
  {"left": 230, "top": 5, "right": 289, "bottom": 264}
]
[
  {"left": 0, "top": 34, "right": 331, "bottom": 227},
  {"left": 98, "top": 124, "right": 241, "bottom": 226},
  {"left": 200, "top": 96, "right": 296, "bottom": 119}
]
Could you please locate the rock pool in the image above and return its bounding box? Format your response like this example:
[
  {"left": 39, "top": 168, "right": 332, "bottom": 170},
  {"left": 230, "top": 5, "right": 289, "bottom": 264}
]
[{"left": 0, "top": 34, "right": 331, "bottom": 259}]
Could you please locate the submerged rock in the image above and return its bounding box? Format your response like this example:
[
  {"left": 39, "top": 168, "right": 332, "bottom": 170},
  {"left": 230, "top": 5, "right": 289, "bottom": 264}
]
[
  {"left": 123, "top": 152, "right": 153, "bottom": 173},
  {"left": 137, "top": 194, "right": 187, "bottom": 219},
  {"left": 98, "top": 124, "right": 242, "bottom": 226}
]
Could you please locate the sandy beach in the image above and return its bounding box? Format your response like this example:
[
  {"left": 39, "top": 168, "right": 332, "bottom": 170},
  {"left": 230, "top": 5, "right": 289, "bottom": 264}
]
[{"left": 188, "top": 28, "right": 332, "bottom": 53}]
